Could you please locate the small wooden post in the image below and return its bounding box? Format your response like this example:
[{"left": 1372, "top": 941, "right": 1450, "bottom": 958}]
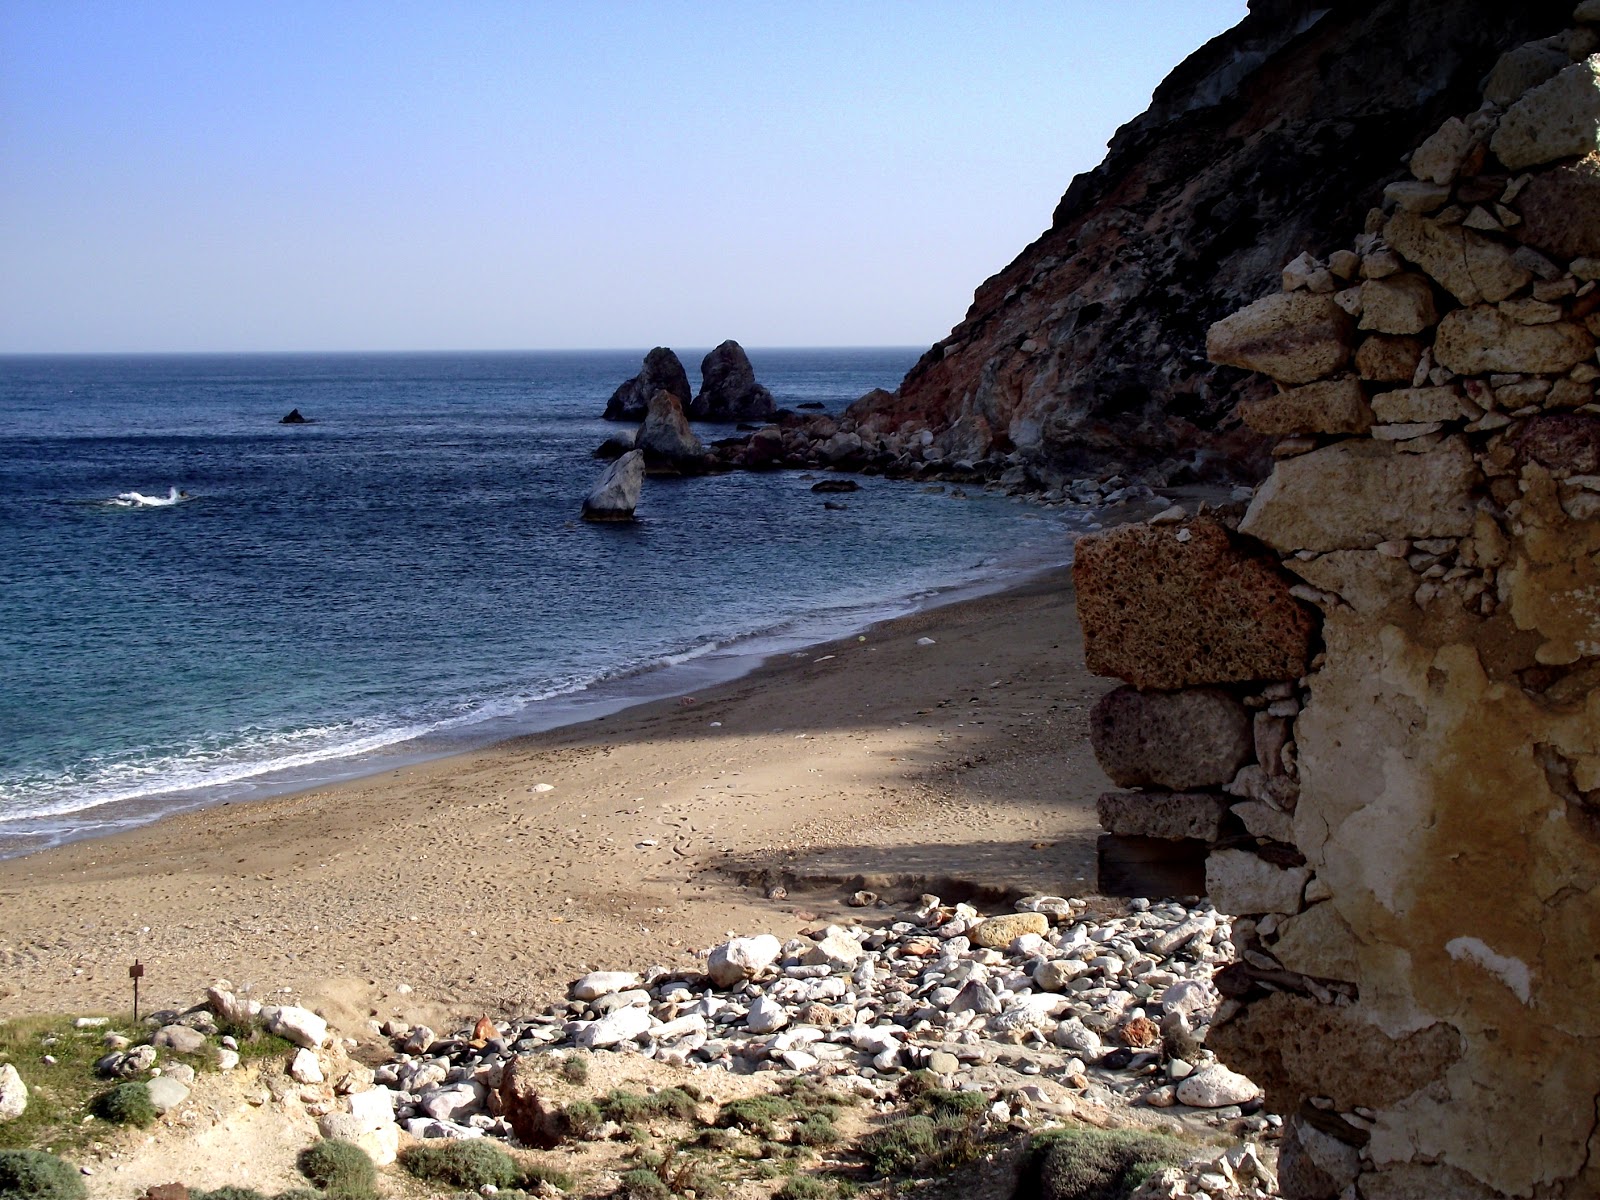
[{"left": 130, "top": 960, "right": 144, "bottom": 1023}]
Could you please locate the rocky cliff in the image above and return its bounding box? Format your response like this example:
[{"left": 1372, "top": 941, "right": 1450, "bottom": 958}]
[{"left": 850, "top": 0, "right": 1575, "bottom": 485}]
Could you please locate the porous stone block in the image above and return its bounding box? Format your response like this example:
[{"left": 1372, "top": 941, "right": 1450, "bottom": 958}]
[
  {"left": 1097, "top": 791, "right": 1230, "bottom": 841},
  {"left": 1383, "top": 211, "right": 1531, "bottom": 305},
  {"left": 969, "top": 912, "right": 1049, "bottom": 948},
  {"left": 1073, "top": 519, "right": 1316, "bottom": 689},
  {"left": 1238, "top": 378, "right": 1372, "bottom": 436},
  {"left": 1370, "top": 385, "right": 1469, "bottom": 424},
  {"left": 1408, "top": 116, "right": 1474, "bottom": 185},
  {"left": 1239, "top": 437, "right": 1478, "bottom": 552},
  {"left": 1491, "top": 53, "right": 1600, "bottom": 170},
  {"left": 1269, "top": 900, "right": 1360, "bottom": 982},
  {"left": 1205, "top": 291, "right": 1354, "bottom": 385},
  {"left": 1483, "top": 40, "right": 1572, "bottom": 107},
  {"left": 1354, "top": 334, "right": 1425, "bottom": 382},
  {"left": 1433, "top": 306, "right": 1594, "bottom": 375},
  {"left": 1090, "top": 685, "right": 1253, "bottom": 789},
  {"left": 1286, "top": 550, "right": 1417, "bottom": 619},
  {"left": 1514, "top": 153, "right": 1600, "bottom": 259},
  {"left": 1358, "top": 275, "right": 1438, "bottom": 335},
  {"left": 1206, "top": 848, "right": 1309, "bottom": 915},
  {"left": 1513, "top": 412, "right": 1600, "bottom": 475}
]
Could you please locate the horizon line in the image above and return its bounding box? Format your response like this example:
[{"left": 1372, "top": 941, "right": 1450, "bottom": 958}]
[{"left": 0, "top": 343, "right": 930, "bottom": 359}]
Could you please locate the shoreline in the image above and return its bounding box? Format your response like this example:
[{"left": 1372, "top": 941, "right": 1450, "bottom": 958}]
[{"left": 0, "top": 564, "right": 1115, "bottom": 1028}]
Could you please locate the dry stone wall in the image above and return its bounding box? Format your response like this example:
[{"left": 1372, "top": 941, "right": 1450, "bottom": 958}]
[{"left": 1075, "top": 12, "right": 1600, "bottom": 1198}]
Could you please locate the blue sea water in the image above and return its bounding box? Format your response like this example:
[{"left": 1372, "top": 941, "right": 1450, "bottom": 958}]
[{"left": 0, "top": 350, "right": 1085, "bottom": 857}]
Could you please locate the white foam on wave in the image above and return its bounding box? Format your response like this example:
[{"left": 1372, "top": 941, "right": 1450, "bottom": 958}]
[{"left": 109, "top": 486, "right": 187, "bottom": 508}]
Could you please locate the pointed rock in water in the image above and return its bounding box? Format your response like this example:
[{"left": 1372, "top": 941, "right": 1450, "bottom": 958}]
[
  {"left": 638, "top": 391, "right": 706, "bottom": 472},
  {"left": 280, "top": 408, "right": 310, "bottom": 424},
  {"left": 582, "top": 449, "right": 645, "bottom": 522},
  {"left": 691, "top": 340, "right": 777, "bottom": 422},
  {"left": 605, "top": 347, "right": 692, "bottom": 422}
]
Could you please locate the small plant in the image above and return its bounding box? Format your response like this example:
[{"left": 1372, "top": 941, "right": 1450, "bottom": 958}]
[
  {"left": 896, "top": 1069, "right": 940, "bottom": 1100},
  {"left": 523, "top": 1161, "right": 575, "bottom": 1191},
  {"left": 794, "top": 1111, "right": 839, "bottom": 1147},
  {"left": 616, "top": 1168, "right": 670, "bottom": 1200},
  {"left": 910, "top": 1087, "right": 985, "bottom": 1118},
  {"left": 92, "top": 1080, "right": 157, "bottom": 1127},
  {"left": 776, "top": 1177, "right": 831, "bottom": 1200},
  {"left": 400, "top": 1138, "right": 522, "bottom": 1188},
  {"left": 1014, "top": 1127, "right": 1190, "bottom": 1200},
  {"left": 191, "top": 1189, "right": 269, "bottom": 1200},
  {"left": 560, "top": 1054, "right": 590, "bottom": 1085},
  {"left": 0, "top": 1149, "right": 88, "bottom": 1200},
  {"left": 597, "top": 1087, "right": 700, "bottom": 1123},
  {"left": 861, "top": 1114, "right": 939, "bottom": 1176},
  {"left": 715, "top": 1093, "right": 794, "bottom": 1137},
  {"left": 298, "top": 1138, "right": 376, "bottom": 1197},
  {"left": 562, "top": 1098, "right": 604, "bottom": 1138}
]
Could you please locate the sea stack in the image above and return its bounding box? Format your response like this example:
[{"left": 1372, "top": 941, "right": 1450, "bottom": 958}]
[
  {"left": 581, "top": 449, "right": 645, "bottom": 521},
  {"left": 604, "top": 347, "right": 692, "bottom": 422},
  {"left": 637, "top": 390, "right": 706, "bottom": 473},
  {"left": 690, "top": 340, "right": 777, "bottom": 422}
]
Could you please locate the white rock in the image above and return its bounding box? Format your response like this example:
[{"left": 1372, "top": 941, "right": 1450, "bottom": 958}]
[
  {"left": 746, "top": 996, "right": 789, "bottom": 1034},
  {"left": 1206, "top": 849, "right": 1311, "bottom": 915},
  {"left": 261, "top": 1005, "right": 328, "bottom": 1049},
  {"left": 802, "top": 931, "right": 863, "bottom": 969},
  {"left": 207, "top": 986, "right": 261, "bottom": 1028},
  {"left": 216, "top": 1049, "right": 240, "bottom": 1071},
  {"left": 779, "top": 1049, "right": 819, "bottom": 1071},
  {"left": 706, "top": 934, "right": 782, "bottom": 987},
  {"left": 1492, "top": 54, "right": 1600, "bottom": 171},
  {"left": 576, "top": 1006, "right": 653, "bottom": 1048},
  {"left": 421, "top": 1082, "right": 485, "bottom": 1122},
  {"left": 1052, "top": 1018, "right": 1103, "bottom": 1056},
  {"left": 145, "top": 1075, "right": 190, "bottom": 1114},
  {"left": 1159, "top": 980, "right": 1217, "bottom": 1022},
  {"left": 0, "top": 1064, "right": 27, "bottom": 1122},
  {"left": 570, "top": 971, "right": 641, "bottom": 1002},
  {"left": 1175, "top": 1064, "right": 1262, "bottom": 1108},
  {"left": 289, "top": 1047, "right": 324, "bottom": 1084},
  {"left": 654, "top": 1015, "right": 708, "bottom": 1042},
  {"left": 345, "top": 1086, "right": 397, "bottom": 1130}
]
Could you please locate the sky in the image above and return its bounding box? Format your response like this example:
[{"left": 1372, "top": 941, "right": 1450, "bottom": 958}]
[{"left": 0, "top": 2, "right": 1249, "bottom": 353}]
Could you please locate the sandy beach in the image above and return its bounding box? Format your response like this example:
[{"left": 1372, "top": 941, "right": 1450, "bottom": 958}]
[{"left": 0, "top": 568, "right": 1113, "bottom": 1031}]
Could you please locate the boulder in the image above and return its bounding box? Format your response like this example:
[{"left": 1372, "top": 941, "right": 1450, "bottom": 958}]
[
  {"left": 1432, "top": 307, "right": 1594, "bottom": 376},
  {"left": 581, "top": 450, "right": 645, "bottom": 522},
  {"left": 497, "top": 1055, "right": 562, "bottom": 1149},
  {"left": 1382, "top": 211, "right": 1530, "bottom": 306},
  {"left": 153, "top": 1025, "right": 208, "bottom": 1055},
  {"left": 1515, "top": 154, "right": 1600, "bottom": 259},
  {"left": 575, "top": 1006, "right": 652, "bottom": 1049},
  {"left": 1205, "top": 848, "right": 1310, "bottom": 915},
  {"left": 279, "top": 408, "right": 310, "bottom": 424},
  {"left": 145, "top": 1075, "right": 190, "bottom": 1114},
  {"left": 691, "top": 340, "right": 777, "bottom": 422},
  {"left": 969, "top": 912, "right": 1050, "bottom": 948},
  {"left": 1358, "top": 275, "right": 1438, "bottom": 335},
  {"left": 1491, "top": 54, "right": 1600, "bottom": 171},
  {"left": 1074, "top": 519, "right": 1316, "bottom": 690},
  {"left": 1408, "top": 117, "right": 1475, "bottom": 185},
  {"left": 289, "top": 1048, "right": 324, "bottom": 1084},
  {"left": 261, "top": 1005, "right": 328, "bottom": 1050},
  {"left": 1205, "top": 292, "right": 1354, "bottom": 385},
  {"left": 802, "top": 931, "right": 863, "bottom": 969},
  {"left": 593, "top": 428, "right": 637, "bottom": 460},
  {"left": 745, "top": 996, "right": 788, "bottom": 1034},
  {"left": 570, "top": 971, "right": 642, "bottom": 1002},
  {"left": 1097, "top": 791, "right": 1232, "bottom": 842},
  {"left": 1483, "top": 40, "right": 1573, "bottom": 107},
  {"left": 1175, "top": 1063, "right": 1262, "bottom": 1108},
  {"left": 638, "top": 391, "right": 706, "bottom": 471},
  {"left": 706, "top": 934, "right": 782, "bottom": 986},
  {"left": 1238, "top": 378, "right": 1373, "bottom": 436},
  {"left": 605, "top": 347, "right": 692, "bottom": 422},
  {"left": 0, "top": 1063, "right": 26, "bottom": 1122},
  {"left": 1239, "top": 437, "right": 1479, "bottom": 552},
  {"left": 1089, "top": 685, "right": 1253, "bottom": 790}
]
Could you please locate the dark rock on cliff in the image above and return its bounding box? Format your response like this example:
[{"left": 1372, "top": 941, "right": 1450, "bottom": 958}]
[
  {"left": 849, "top": 0, "right": 1573, "bottom": 484},
  {"left": 605, "top": 347, "right": 692, "bottom": 422},
  {"left": 691, "top": 340, "right": 777, "bottom": 422}
]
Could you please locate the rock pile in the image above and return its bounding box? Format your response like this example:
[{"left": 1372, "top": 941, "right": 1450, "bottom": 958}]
[
  {"left": 1076, "top": 15, "right": 1600, "bottom": 1197},
  {"left": 362, "top": 895, "right": 1273, "bottom": 1155}
]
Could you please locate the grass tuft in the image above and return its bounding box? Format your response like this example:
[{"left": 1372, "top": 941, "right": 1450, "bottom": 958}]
[
  {"left": 297, "top": 1138, "right": 376, "bottom": 1198},
  {"left": 1014, "top": 1126, "right": 1191, "bottom": 1200},
  {"left": 91, "top": 1080, "right": 157, "bottom": 1127}
]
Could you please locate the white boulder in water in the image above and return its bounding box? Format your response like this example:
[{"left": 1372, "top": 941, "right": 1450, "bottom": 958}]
[{"left": 582, "top": 449, "right": 645, "bottom": 522}]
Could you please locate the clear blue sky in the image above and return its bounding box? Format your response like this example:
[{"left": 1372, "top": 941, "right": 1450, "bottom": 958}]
[{"left": 1, "top": 2, "right": 1248, "bottom": 353}]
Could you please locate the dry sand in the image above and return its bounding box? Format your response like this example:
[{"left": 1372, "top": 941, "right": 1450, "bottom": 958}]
[{"left": 0, "top": 568, "right": 1114, "bottom": 1030}]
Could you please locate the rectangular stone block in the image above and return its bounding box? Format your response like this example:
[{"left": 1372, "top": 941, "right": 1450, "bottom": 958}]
[
  {"left": 1097, "top": 791, "right": 1230, "bottom": 841},
  {"left": 1097, "top": 834, "right": 1208, "bottom": 899}
]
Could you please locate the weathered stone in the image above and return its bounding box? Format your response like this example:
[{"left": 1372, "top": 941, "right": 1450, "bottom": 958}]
[
  {"left": 706, "top": 934, "right": 781, "bottom": 986},
  {"left": 1408, "top": 117, "right": 1474, "bottom": 185},
  {"left": 1357, "top": 275, "right": 1437, "bottom": 335},
  {"left": 1206, "top": 849, "right": 1309, "bottom": 915},
  {"left": 145, "top": 1075, "right": 190, "bottom": 1114},
  {"left": 1074, "top": 519, "right": 1316, "bottom": 690},
  {"left": 691, "top": 340, "right": 777, "bottom": 422},
  {"left": 969, "top": 912, "right": 1049, "bottom": 948},
  {"left": 1383, "top": 211, "right": 1531, "bottom": 306},
  {"left": 206, "top": 986, "right": 260, "bottom": 1028},
  {"left": 1254, "top": 712, "right": 1290, "bottom": 777},
  {"left": 1383, "top": 180, "right": 1451, "bottom": 213},
  {"left": 576, "top": 1006, "right": 652, "bottom": 1048},
  {"left": 1034, "top": 959, "right": 1089, "bottom": 992},
  {"left": 1433, "top": 306, "right": 1594, "bottom": 375},
  {"left": 0, "top": 1064, "right": 26, "bottom": 1122},
  {"left": 153, "top": 1025, "right": 207, "bottom": 1055},
  {"left": 1514, "top": 412, "right": 1600, "bottom": 476},
  {"left": 605, "top": 347, "right": 691, "bottom": 422},
  {"left": 1240, "top": 437, "right": 1479, "bottom": 552},
  {"left": 1206, "top": 291, "right": 1354, "bottom": 385},
  {"left": 1357, "top": 1163, "right": 1502, "bottom": 1200},
  {"left": 1090, "top": 686, "right": 1253, "bottom": 790},
  {"left": 1354, "top": 334, "right": 1425, "bottom": 383},
  {"left": 1483, "top": 40, "right": 1573, "bottom": 107},
  {"left": 1207, "top": 993, "right": 1462, "bottom": 1113},
  {"left": 1269, "top": 901, "right": 1360, "bottom": 981},
  {"left": 1231, "top": 799, "right": 1296, "bottom": 843},
  {"left": 289, "top": 1047, "right": 323, "bottom": 1084},
  {"left": 1278, "top": 1117, "right": 1360, "bottom": 1200},
  {"left": 1237, "top": 378, "right": 1372, "bottom": 436},
  {"left": 745, "top": 996, "right": 788, "bottom": 1034},
  {"left": 638, "top": 391, "right": 705, "bottom": 468},
  {"left": 570, "top": 971, "right": 641, "bottom": 1002},
  {"left": 1097, "top": 791, "right": 1231, "bottom": 841},
  {"left": 581, "top": 450, "right": 645, "bottom": 522},
  {"left": 802, "top": 931, "right": 863, "bottom": 969},
  {"left": 498, "top": 1055, "right": 562, "bottom": 1149},
  {"left": 1174, "top": 1063, "right": 1261, "bottom": 1108},
  {"left": 1370, "top": 385, "right": 1469, "bottom": 424},
  {"left": 1491, "top": 54, "right": 1600, "bottom": 170},
  {"left": 1287, "top": 550, "right": 1418, "bottom": 618},
  {"left": 1515, "top": 154, "right": 1600, "bottom": 259},
  {"left": 261, "top": 1005, "right": 327, "bottom": 1050}
]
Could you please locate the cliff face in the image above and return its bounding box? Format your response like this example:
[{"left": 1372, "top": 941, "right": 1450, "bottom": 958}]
[{"left": 851, "top": 0, "right": 1574, "bottom": 484}]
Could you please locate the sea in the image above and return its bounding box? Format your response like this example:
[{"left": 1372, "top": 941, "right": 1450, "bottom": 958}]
[{"left": 0, "top": 349, "right": 1092, "bottom": 859}]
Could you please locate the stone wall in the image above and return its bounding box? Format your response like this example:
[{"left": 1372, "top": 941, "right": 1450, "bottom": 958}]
[{"left": 1075, "top": 12, "right": 1600, "bottom": 1198}]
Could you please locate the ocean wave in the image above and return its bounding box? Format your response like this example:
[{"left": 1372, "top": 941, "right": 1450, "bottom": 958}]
[{"left": 108, "top": 486, "right": 188, "bottom": 507}]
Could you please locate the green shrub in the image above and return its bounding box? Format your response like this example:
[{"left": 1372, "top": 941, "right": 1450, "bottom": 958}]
[
  {"left": 560, "top": 1054, "right": 589, "bottom": 1085},
  {"left": 191, "top": 1190, "right": 268, "bottom": 1200},
  {"left": 562, "top": 1098, "right": 603, "bottom": 1138},
  {"left": 92, "top": 1080, "right": 157, "bottom": 1127},
  {"left": 616, "top": 1168, "right": 670, "bottom": 1200},
  {"left": 911, "top": 1087, "right": 986, "bottom": 1118},
  {"left": 522, "top": 1161, "right": 574, "bottom": 1191},
  {"left": 776, "top": 1177, "right": 830, "bottom": 1200},
  {"left": 0, "top": 1149, "right": 87, "bottom": 1200},
  {"left": 298, "top": 1138, "right": 376, "bottom": 1197},
  {"left": 896, "top": 1069, "right": 941, "bottom": 1100},
  {"left": 598, "top": 1087, "right": 700, "bottom": 1123},
  {"left": 272, "top": 1191, "right": 323, "bottom": 1200},
  {"left": 794, "top": 1111, "right": 839, "bottom": 1147},
  {"left": 861, "top": 1114, "right": 939, "bottom": 1176},
  {"left": 715, "top": 1094, "right": 793, "bottom": 1137},
  {"left": 399, "top": 1138, "right": 521, "bottom": 1188},
  {"left": 1014, "top": 1127, "right": 1190, "bottom": 1200}
]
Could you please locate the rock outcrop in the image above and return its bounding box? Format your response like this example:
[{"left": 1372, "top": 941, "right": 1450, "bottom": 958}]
[
  {"left": 604, "top": 347, "right": 693, "bottom": 422},
  {"left": 581, "top": 449, "right": 645, "bottom": 521},
  {"left": 637, "top": 390, "right": 707, "bottom": 473},
  {"left": 1075, "top": 27, "right": 1600, "bottom": 1196},
  {"left": 847, "top": 0, "right": 1574, "bottom": 485},
  {"left": 690, "top": 340, "right": 777, "bottom": 422}
]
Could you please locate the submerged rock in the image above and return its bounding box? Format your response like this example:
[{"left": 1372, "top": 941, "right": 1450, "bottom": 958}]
[{"left": 605, "top": 347, "right": 692, "bottom": 422}]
